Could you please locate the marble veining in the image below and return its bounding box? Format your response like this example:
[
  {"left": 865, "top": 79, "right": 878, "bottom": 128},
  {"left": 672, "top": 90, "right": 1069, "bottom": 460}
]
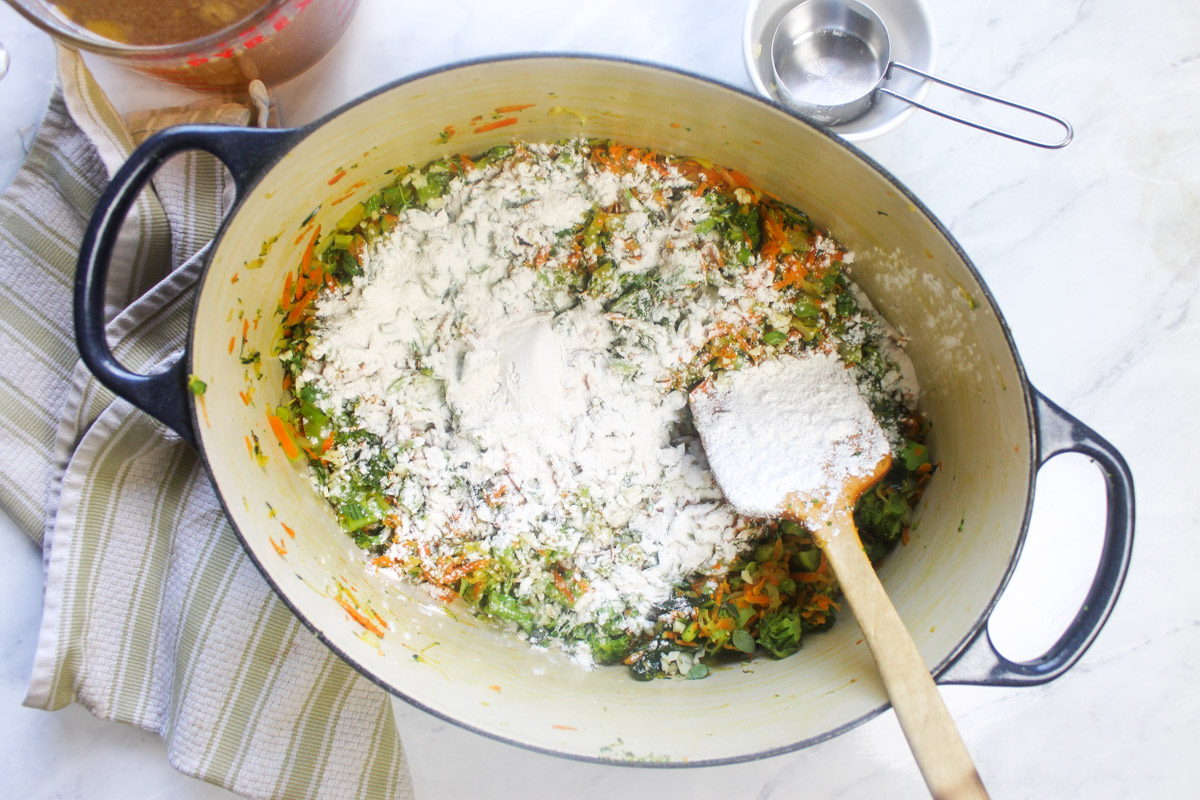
[{"left": 2, "top": 0, "right": 1198, "bottom": 797}]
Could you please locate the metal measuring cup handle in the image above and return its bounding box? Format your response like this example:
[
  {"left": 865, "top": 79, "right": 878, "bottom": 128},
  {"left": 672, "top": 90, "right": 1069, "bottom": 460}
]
[{"left": 881, "top": 62, "right": 1074, "bottom": 149}]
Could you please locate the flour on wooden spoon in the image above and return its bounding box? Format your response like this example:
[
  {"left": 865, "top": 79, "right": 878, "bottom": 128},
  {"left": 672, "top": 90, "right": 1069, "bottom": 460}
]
[{"left": 689, "top": 349, "right": 892, "bottom": 524}]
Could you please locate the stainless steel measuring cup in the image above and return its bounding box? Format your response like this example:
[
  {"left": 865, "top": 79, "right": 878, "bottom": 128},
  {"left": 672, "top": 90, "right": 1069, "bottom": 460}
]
[{"left": 771, "top": 0, "right": 1073, "bottom": 148}]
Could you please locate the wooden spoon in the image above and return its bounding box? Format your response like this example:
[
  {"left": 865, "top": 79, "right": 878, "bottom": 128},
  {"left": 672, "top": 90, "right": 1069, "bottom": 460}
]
[{"left": 690, "top": 351, "right": 988, "bottom": 800}]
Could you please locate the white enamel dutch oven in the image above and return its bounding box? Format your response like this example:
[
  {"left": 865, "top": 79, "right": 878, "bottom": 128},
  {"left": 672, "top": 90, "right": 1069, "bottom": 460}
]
[{"left": 75, "top": 56, "right": 1133, "bottom": 765}]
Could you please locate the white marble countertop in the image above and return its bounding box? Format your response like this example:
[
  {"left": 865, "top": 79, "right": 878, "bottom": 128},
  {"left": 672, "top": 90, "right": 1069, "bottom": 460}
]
[{"left": 2, "top": 0, "right": 1197, "bottom": 797}]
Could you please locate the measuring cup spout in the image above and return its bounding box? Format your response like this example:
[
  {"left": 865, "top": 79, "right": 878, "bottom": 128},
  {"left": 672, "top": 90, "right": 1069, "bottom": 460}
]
[{"left": 880, "top": 62, "right": 1073, "bottom": 149}]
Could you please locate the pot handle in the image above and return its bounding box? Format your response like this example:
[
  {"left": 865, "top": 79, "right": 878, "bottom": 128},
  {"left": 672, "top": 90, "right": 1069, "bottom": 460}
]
[
  {"left": 937, "top": 389, "right": 1135, "bottom": 686},
  {"left": 74, "top": 124, "right": 300, "bottom": 448}
]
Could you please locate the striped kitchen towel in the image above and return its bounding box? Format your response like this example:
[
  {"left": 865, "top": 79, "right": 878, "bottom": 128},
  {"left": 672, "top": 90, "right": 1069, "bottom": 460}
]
[{"left": 0, "top": 47, "right": 414, "bottom": 800}]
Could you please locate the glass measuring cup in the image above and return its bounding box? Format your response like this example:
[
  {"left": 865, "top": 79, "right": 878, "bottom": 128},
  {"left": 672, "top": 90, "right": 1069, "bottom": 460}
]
[
  {"left": 3, "top": 0, "right": 360, "bottom": 91},
  {"left": 770, "top": 0, "right": 1073, "bottom": 148}
]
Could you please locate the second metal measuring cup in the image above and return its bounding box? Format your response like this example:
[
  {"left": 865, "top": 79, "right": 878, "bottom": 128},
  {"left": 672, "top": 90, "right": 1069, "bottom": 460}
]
[{"left": 771, "top": 0, "right": 1073, "bottom": 148}]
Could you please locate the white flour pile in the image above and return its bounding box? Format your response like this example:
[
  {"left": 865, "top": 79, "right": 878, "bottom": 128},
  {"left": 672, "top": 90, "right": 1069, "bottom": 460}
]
[{"left": 300, "top": 144, "right": 747, "bottom": 646}]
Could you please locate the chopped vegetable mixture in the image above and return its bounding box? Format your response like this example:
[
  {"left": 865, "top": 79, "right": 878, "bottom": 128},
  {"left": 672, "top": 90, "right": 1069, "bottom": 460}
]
[{"left": 270, "top": 140, "right": 933, "bottom": 679}]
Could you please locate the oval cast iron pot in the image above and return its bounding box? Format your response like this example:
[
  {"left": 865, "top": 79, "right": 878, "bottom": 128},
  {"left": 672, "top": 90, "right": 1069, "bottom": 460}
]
[{"left": 74, "top": 55, "right": 1134, "bottom": 765}]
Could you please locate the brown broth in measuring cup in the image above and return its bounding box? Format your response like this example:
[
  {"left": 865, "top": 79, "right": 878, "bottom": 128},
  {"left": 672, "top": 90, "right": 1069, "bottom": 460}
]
[
  {"left": 49, "top": 0, "right": 266, "bottom": 46},
  {"left": 40, "top": 0, "right": 360, "bottom": 90}
]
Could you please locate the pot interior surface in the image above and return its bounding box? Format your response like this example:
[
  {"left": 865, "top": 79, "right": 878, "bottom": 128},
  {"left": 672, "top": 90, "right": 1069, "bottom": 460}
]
[{"left": 190, "top": 56, "right": 1033, "bottom": 763}]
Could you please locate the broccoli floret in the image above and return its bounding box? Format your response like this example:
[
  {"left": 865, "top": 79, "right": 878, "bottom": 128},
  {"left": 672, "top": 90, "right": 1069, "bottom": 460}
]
[
  {"left": 483, "top": 590, "right": 535, "bottom": 634},
  {"left": 590, "top": 633, "right": 632, "bottom": 665},
  {"left": 756, "top": 607, "right": 803, "bottom": 658},
  {"left": 570, "top": 619, "right": 633, "bottom": 665},
  {"left": 352, "top": 527, "right": 391, "bottom": 552},
  {"left": 860, "top": 535, "right": 891, "bottom": 563},
  {"left": 855, "top": 482, "right": 910, "bottom": 542}
]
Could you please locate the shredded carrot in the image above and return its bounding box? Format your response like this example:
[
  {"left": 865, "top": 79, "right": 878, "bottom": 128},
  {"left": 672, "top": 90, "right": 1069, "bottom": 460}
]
[
  {"left": 551, "top": 724, "right": 577, "bottom": 731},
  {"left": 303, "top": 268, "right": 324, "bottom": 294},
  {"left": 494, "top": 103, "right": 534, "bottom": 113},
  {"left": 293, "top": 267, "right": 307, "bottom": 302},
  {"left": 349, "top": 237, "right": 367, "bottom": 266},
  {"left": 729, "top": 168, "right": 754, "bottom": 188},
  {"left": 267, "top": 413, "right": 300, "bottom": 460},
  {"left": 270, "top": 537, "right": 287, "bottom": 556},
  {"left": 552, "top": 571, "right": 576, "bottom": 603},
  {"left": 281, "top": 521, "right": 295, "bottom": 538},
  {"left": 488, "top": 685, "right": 501, "bottom": 693},
  {"left": 474, "top": 117, "right": 519, "bottom": 134},
  {"left": 285, "top": 289, "right": 319, "bottom": 325},
  {"left": 230, "top": 272, "right": 239, "bottom": 284},
  {"left": 773, "top": 248, "right": 818, "bottom": 290},
  {"left": 320, "top": 433, "right": 335, "bottom": 453},
  {"left": 228, "top": 336, "right": 236, "bottom": 354},
  {"left": 642, "top": 153, "right": 669, "bottom": 176},
  {"left": 300, "top": 225, "right": 320, "bottom": 272},
  {"left": 327, "top": 169, "right": 347, "bottom": 185},
  {"left": 244, "top": 435, "right": 254, "bottom": 458},
  {"left": 296, "top": 437, "right": 319, "bottom": 461},
  {"left": 238, "top": 390, "right": 252, "bottom": 405},
  {"left": 336, "top": 596, "right": 385, "bottom": 636},
  {"left": 762, "top": 212, "right": 788, "bottom": 253},
  {"left": 280, "top": 271, "right": 293, "bottom": 308},
  {"left": 438, "top": 559, "right": 488, "bottom": 584},
  {"left": 742, "top": 581, "right": 770, "bottom": 606}
]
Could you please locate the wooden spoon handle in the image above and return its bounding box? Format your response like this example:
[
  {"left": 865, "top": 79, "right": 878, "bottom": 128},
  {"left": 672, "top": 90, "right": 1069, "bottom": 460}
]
[{"left": 821, "top": 517, "right": 989, "bottom": 800}]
